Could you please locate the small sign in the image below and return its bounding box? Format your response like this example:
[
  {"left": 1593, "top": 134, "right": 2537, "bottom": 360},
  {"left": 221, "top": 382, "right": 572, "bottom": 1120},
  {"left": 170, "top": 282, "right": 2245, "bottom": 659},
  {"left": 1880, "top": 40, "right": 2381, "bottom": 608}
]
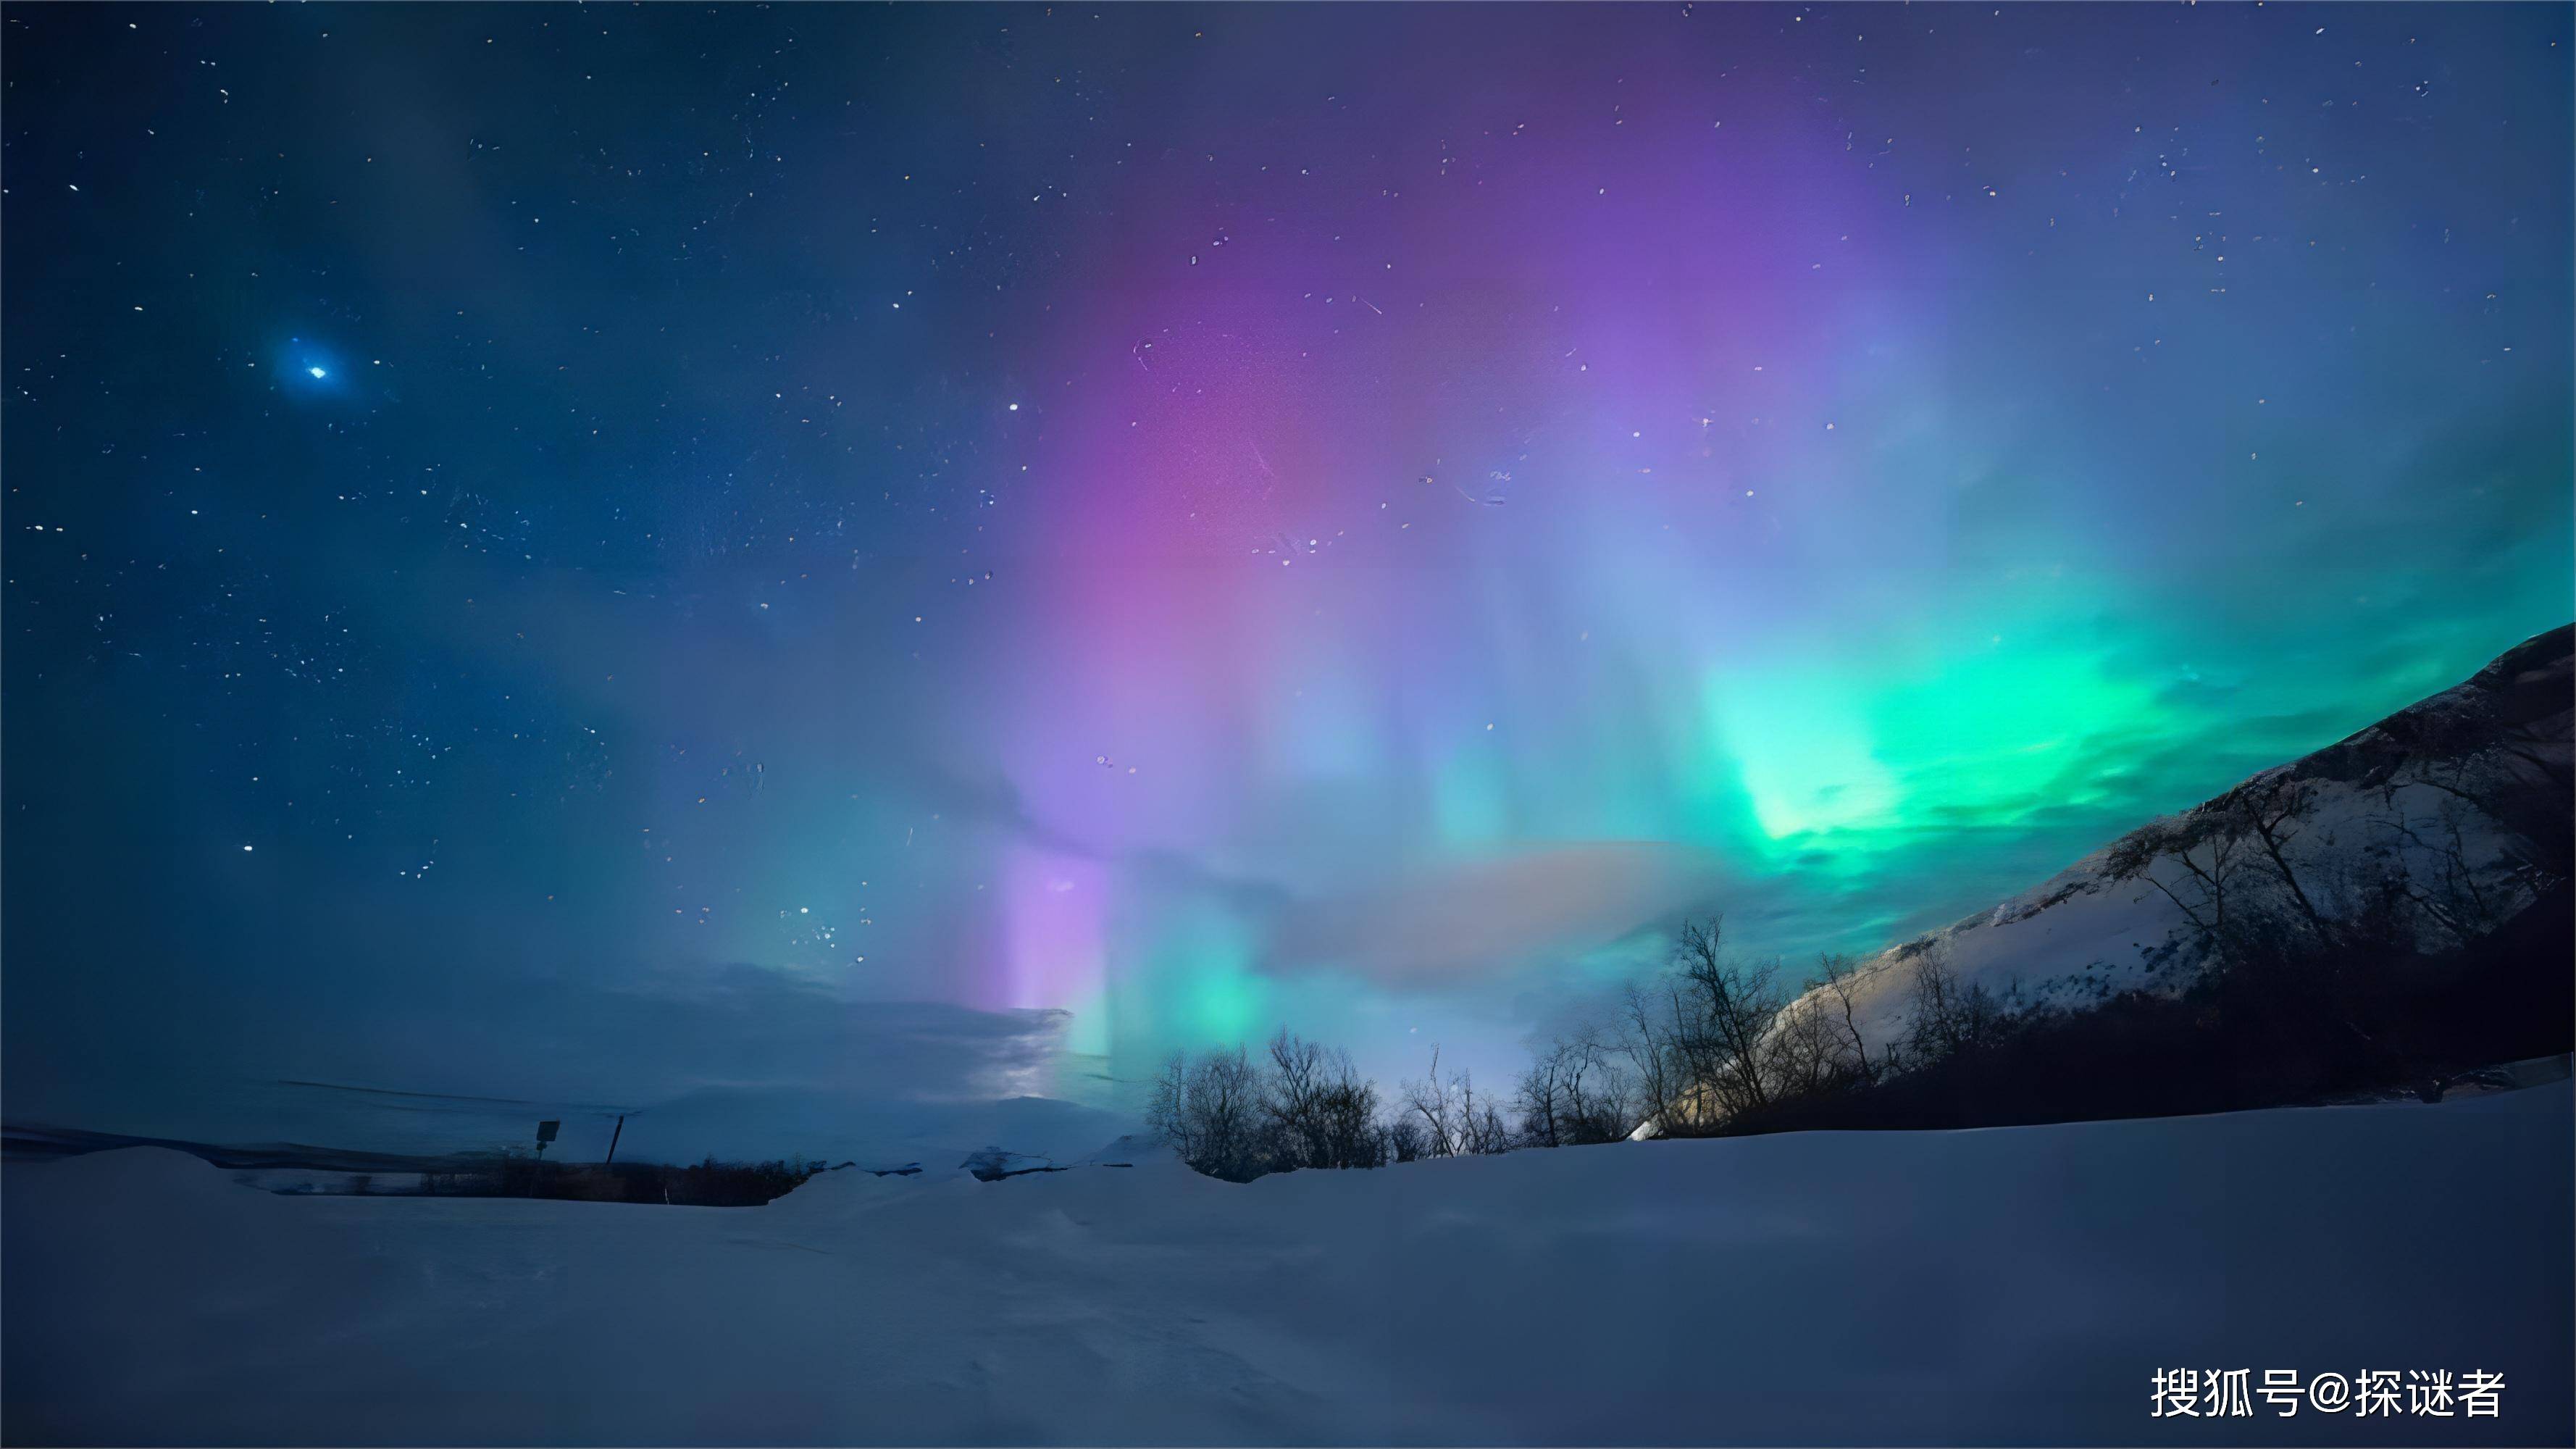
[{"left": 535, "top": 1120, "right": 560, "bottom": 1144}]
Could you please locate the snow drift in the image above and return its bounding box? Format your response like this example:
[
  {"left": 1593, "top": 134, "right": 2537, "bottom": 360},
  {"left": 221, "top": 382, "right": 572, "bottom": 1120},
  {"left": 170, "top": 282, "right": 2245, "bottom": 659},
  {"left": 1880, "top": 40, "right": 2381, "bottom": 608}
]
[{"left": 7, "top": 1083, "right": 2568, "bottom": 1445}]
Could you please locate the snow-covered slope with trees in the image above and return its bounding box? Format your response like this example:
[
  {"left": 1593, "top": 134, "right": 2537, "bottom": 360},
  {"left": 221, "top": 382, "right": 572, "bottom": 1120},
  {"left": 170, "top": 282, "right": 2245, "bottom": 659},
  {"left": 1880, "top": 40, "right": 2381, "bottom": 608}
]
[{"left": 1807, "top": 625, "right": 2573, "bottom": 1056}]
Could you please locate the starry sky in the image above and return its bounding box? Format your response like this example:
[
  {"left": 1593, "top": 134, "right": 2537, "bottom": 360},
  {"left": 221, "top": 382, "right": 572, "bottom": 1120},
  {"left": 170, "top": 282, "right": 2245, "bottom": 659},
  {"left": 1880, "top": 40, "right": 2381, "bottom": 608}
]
[{"left": 5, "top": 4, "right": 2569, "bottom": 1151}]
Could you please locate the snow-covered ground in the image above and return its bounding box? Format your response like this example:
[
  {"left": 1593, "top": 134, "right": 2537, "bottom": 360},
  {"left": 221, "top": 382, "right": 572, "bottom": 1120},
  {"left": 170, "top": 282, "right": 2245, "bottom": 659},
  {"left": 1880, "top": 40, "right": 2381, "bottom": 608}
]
[{"left": 7, "top": 1085, "right": 2568, "bottom": 1446}]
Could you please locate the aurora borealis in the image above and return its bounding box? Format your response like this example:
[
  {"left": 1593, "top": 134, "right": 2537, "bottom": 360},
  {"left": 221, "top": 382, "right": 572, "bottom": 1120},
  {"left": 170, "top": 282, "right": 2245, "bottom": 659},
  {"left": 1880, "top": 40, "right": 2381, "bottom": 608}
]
[{"left": 4, "top": 3, "right": 2569, "bottom": 1141}]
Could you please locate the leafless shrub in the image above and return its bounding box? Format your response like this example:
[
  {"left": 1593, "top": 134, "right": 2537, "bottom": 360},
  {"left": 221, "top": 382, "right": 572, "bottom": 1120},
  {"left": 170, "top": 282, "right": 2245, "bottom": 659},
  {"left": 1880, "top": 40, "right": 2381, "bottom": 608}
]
[
  {"left": 1402, "top": 1046, "right": 1511, "bottom": 1157},
  {"left": 1899, "top": 947, "right": 2006, "bottom": 1068},
  {"left": 1145, "top": 1044, "right": 1267, "bottom": 1182},
  {"left": 1812, "top": 951, "right": 1879, "bottom": 1084},
  {"left": 1384, "top": 1116, "right": 1431, "bottom": 1163},
  {"left": 1515, "top": 1029, "right": 1639, "bottom": 1147},
  {"left": 1264, "top": 1030, "right": 1387, "bottom": 1171}
]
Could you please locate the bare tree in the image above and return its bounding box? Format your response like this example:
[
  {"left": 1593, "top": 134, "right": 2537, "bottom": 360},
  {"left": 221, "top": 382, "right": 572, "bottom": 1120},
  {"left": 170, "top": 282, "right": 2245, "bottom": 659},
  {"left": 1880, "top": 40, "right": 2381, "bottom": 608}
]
[
  {"left": 2107, "top": 811, "right": 2246, "bottom": 944},
  {"left": 1760, "top": 993, "right": 1845, "bottom": 1101},
  {"left": 1402, "top": 1046, "right": 1511, "bottom": 1156},
  {"left": 1668, "top": 917, "right": 1784, "bottom": 1122},
  {"left": 1264, "top": 1029, "right": 1333, "bottom": 1169},
  {"left": 1812, "top": 952, "right": 1878, "bottom": 1084},
  {"left": 1263, "top": 1030, "right": 1386, "bottom": 1170},
  {"left": 1613, "top": 980, "right": 1686, "bottom": 1134},
  {"left": 1384, "top": 1116, "right": 1431, "bottom": 1163},
  {"left": 2361, "top": 724, "right": 2574, "bottom": 948},
  {"left": 1460, "top": 1093, "right": 1513, "bottom": 1155},
  {"left": 1897, "top": 948, "right": 2004, "bottom": 1066},
  {"left": 1557, "top": 1029, "right": 1639, "bottom": 1144},
  {"left": 1401, "top": 1046, "right": 1459, "bottom": 1157},
  {"left": 1322, "top": 1070, "right": 1389, "bottom": 1169},
  {"left": 1514, "top": 1048, "right": 1568, "bottom": 1149},
  {"left": 2226, "top": 775, "right": 2333, "bottom": 940},
  {"left": 1145, "top": 1045, "right": 1268, "bottom": 1182},
  {"left": 2372, "top": 796, "right": 2512, "bottom": 946},
  {"left": 2397, "top": 724, "right": 2574, "bottom": 888},
  {"left": 1591, "top": 918, "right": 1798, "bottom": 1137}
]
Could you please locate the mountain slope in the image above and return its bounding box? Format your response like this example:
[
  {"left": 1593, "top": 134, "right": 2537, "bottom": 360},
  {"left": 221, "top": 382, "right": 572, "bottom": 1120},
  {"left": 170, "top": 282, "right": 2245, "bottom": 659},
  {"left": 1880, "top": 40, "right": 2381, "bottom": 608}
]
[{"left": 1812, "top": 625, "right": 2574, "bottom": 1056}]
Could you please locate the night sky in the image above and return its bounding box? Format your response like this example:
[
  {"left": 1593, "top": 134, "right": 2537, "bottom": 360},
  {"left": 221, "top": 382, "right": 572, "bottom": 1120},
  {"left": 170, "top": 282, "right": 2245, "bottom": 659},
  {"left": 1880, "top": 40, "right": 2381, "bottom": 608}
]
[{"left": 5, "top": 4, "right": 2569, "bottom": 1150}]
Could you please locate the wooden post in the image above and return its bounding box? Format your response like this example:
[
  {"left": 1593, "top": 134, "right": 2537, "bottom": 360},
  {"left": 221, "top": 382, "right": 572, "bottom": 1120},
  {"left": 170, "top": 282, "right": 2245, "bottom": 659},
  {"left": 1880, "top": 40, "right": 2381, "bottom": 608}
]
[{"left": 533, "top": 1120, "right": 559, "bottom": 1198}]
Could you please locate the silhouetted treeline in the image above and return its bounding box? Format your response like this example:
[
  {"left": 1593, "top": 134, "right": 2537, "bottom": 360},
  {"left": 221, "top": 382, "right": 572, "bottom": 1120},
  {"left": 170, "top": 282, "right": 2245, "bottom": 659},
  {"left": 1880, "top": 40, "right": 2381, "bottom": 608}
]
[
  {"left": 1147, "top": 1031, "right": 1397, "bottom": 1181},
  {"left": 1146, "top": 875, "right": 2569, "bottom": 1181},
  {"left": 416, "top": 1154, "right": 829, "bottom": 1206},
  {"left": 1147, "top": 1028, "right": 1563, "bottom": 1181}
]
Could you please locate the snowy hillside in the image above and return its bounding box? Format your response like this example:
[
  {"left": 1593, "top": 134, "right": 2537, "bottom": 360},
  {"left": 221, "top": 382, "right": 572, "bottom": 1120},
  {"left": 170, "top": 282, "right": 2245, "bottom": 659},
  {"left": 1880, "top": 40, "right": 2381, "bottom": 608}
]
[
  {"left": 7, "top": 1082, "right": 2569, "bottom": 1445},
  {"left": 1806, "top": 625, "right": 2573, "bottom": 1054}
]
